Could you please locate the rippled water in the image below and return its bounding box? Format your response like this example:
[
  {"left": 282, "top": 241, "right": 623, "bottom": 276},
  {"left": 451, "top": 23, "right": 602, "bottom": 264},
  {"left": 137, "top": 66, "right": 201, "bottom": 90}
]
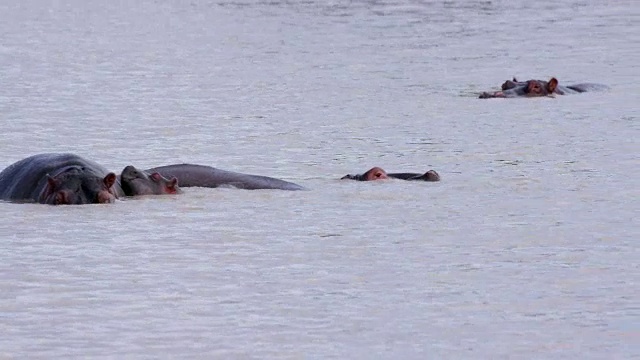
[{"left": 1, "top": 0, "right": 638, "bottom": 358}]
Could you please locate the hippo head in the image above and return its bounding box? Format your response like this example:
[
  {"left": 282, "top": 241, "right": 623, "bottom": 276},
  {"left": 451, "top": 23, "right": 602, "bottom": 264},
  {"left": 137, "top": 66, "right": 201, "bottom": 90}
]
[
  {"left": 480, "top": 77, "right": 559, "bottom": 98},
  {"left": 521, "top": 78, "right": 558, "bottom": 97},
  {"left": 501, "top": 77, "right": 521, "bottom": 90},
  {"left": 418, "top": 170, "right": 441, "bottom": 182},
  {"left": 360, "top": 167, "right": 390, "bottom": 181},
  {"left": 39, "top": 167, "right": 119, "bottom": 205},
  {"left": 120, "top": 165, "right": 181, "bottom": 196},
  {"left": 83, "top": 172, "right": 119, "bottom": 204},
  {"left": 341, "top": 167, "right": 390, "bottom": 181}
]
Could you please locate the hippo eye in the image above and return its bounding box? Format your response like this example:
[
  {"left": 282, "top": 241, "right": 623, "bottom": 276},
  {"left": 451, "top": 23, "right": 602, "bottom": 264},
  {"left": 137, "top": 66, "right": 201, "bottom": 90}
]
[{"left": 150, "top": 173, "right": 162, "bottom": 182}]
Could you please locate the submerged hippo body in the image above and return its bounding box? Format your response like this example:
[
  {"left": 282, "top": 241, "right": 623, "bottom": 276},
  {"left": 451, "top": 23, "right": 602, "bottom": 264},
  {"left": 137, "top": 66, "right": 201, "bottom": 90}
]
[
  {"left": 479, "top": 77, "right": 609, "bottom": 98},
  {"left": 341, "top": 167, "right": 441, "bottom": 182},
  {"left": 122, "top": 164, "right": 306, "bottom": 194},
  {"left": 0, "top": 153, "right": 123, "bottom": 205}
]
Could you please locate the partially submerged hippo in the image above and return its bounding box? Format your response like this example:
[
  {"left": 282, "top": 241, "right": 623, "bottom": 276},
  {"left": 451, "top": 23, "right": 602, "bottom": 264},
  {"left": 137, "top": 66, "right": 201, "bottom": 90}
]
[
  {"left": 0, "top": 153, "right": 123, "bottom": 205},
  {"left": 120, "top": 165, "right": 181, "bottom": 196},
  {"left": 479, "top": 77, "right": 609, "bottom": 98},
  {"left": 120, "top": 163, "right": 306, "bottom": 196},
  {"left": 341, "top": 167, "right": 441, "bottom": 182}
]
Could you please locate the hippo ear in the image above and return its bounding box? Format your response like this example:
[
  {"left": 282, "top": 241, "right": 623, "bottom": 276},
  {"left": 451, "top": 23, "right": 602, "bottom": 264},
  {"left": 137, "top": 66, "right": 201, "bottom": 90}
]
[
  {"left": 46, "top": 174, "right": 59, "bottom": 189},
  {"left": 547, "top": 78, "right": 558, "bottom": 93},
  {"left": 150, "top": 172, "right": 162, "bottom": 182},
  {"left": 39, "top": 174, "right": 58, "bottom": 202},
  {"left": 512, "top": 77, "right": 518, "bottom": 82},
  {"left": 103, "top": 173, "right": 117, "bottom": 189}
]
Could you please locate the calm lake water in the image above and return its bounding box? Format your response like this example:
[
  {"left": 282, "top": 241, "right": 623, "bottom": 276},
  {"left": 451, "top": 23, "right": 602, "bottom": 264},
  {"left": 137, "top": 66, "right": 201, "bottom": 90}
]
[{"left": 0, "top": 0, "right": 638, "bottom": 358}]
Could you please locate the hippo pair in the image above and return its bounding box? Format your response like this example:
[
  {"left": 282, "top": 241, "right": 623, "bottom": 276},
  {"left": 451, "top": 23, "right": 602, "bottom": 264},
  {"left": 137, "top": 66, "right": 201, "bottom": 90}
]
[
  {"left": 0, "top": 153, "right": 304, "bottom": 205},
  {"left": 479, "top": 77, "right": 609, "bottom": 99},
  {"left": 0, "top": 154, "right": 440, "bottom": 205}
]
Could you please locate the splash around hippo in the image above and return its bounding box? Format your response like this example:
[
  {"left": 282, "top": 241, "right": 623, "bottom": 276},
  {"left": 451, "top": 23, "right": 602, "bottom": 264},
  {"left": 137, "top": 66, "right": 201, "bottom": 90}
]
[
  {"left": 479, "top": 77, "right": 609, "bottom": 99},
  {"left": 0, "top": 153, "right": 122, "bottom": 205},
  {"left": 341, "top": 167, "right": 441, "bottom": 182}
]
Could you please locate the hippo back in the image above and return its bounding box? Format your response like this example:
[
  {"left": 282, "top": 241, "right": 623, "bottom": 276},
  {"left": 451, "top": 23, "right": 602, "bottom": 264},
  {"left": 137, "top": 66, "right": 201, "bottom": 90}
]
[
  {"left": 145, "top": 164, "right": 306, "bottom": 191},
  {"left": 565, "top": 83, "right": 610, "bottom": 93}
]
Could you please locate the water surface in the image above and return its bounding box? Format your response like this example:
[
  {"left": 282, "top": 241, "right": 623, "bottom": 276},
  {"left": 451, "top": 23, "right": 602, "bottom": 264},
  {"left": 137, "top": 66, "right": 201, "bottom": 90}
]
[{"left": 0, "top": 0, "right": 638, "bottom": 358}]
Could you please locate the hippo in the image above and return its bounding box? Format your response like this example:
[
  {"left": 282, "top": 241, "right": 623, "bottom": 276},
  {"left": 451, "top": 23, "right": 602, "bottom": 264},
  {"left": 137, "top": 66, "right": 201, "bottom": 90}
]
[
  {"left": 120, "top": 164, "right": 306, "bottom": 195},
  {"left": 0, "top": 153, "right": 123, "bottom": 205},
  {"left": 479, "top": 77, "right": 609, "bottom": 98},
  {"left": 341, "top": 167, "right": 441, "bottom": 182},
  {"left": 120, "top": 165, "right": 181, "bottom": 196}
]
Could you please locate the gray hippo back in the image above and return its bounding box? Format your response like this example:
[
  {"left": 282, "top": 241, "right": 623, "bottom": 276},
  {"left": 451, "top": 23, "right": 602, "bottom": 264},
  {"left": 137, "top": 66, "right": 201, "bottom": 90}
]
[{"left": 144, "top": 164, "right": 306, "bottom": 191}]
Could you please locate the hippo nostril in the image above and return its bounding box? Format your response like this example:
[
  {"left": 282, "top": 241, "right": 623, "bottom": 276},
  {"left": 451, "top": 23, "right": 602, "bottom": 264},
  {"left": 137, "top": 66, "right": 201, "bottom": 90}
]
[
  {"left": 97, "top": 191, "right": 114, "bottom": 204},
  {"left": 55, "top": 190, "right": 71, "bottom": 205}
]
